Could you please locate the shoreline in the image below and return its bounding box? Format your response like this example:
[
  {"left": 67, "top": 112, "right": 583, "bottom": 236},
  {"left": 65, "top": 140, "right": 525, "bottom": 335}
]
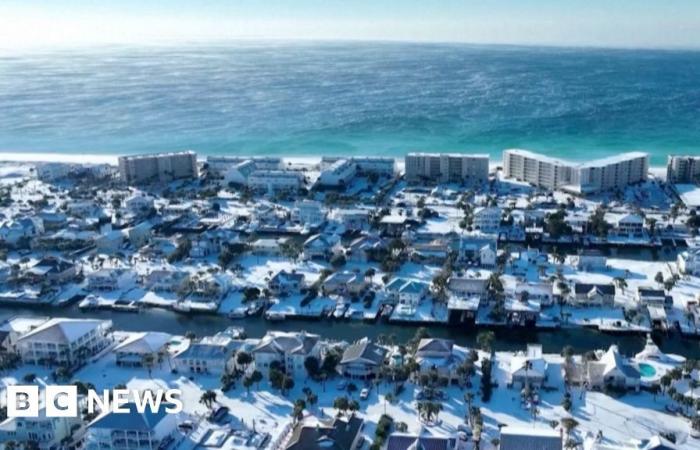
[{"left": 0, "top": 151, "right": 669, "bottom": 174}]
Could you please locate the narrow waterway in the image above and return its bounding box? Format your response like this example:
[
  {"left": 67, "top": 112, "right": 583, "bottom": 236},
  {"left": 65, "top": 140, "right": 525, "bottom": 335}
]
[{"left": 2, "top": 305, "right": 699, "bottom": 359}]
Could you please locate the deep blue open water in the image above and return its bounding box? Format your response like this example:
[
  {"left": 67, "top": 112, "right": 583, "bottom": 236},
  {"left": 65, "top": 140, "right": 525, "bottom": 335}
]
[{"left": 1, "top": 41, "right": 699, "bottom": 164}]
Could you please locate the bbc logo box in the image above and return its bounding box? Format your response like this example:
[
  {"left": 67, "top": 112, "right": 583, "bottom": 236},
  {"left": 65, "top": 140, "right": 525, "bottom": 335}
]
[{"left": 6, "top": 385, "right": 78, "bottom": 418}]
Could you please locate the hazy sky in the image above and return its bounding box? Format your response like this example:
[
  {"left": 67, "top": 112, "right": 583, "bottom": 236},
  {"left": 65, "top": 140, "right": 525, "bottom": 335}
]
[{"left": 2, "top": 0, "right": 700, "bottom": 50}]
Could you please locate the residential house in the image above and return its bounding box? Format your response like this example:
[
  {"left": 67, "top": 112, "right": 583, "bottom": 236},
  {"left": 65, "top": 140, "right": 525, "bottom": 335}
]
[
  {"left": 386, "top": 433, "right": 457, "bottom": 450},
  {"left": 339, "top": 338, "right": 387, "bottom": 379},
  {"left": 334, "top": 209, "right": 371, "bottom": 232},
  {"left": 174, "top": 340, "right": 237, "bottom": 375},
  {"left": 636, "top": 287, "right": 672, "bottom": 307},
  {"left": 414, "top": 338, "right": 465, "bottom": 383},
  {"left": 318, "top": 158, "right": 357, "bottom": 187},
  {"left": 292, "top": 200, "right": 326, "bottom": 226},
  {"left": 505, "top": 298, "right": 540, "bottom": 327},
  {"left": 303, "top": 234, "right": 338, "bottom": 260},
  {"left": 141, "top": 269, "right": 188, "bottom": 292},
  {"left": 269, "top": 270, "right": 306, "bottom": 296},
  {"left": 16, "top": 318, "right": 112, "bottom": 367},
  {"left": 285, "top": 415, "right": 364, "bottom": 450},
  {"left": 678, "top": 248, "right": 700, "bottom": 276},
  {"left": 125, "top": 221, "right": 153, "bottom": 248},
  {"left": 322, "top": 271, "right": 368, "bottom": 297},
  {"left": 514, "top": 281, "right": 554, "bottom": 307},
  {"left": 114, "top": 331, "right": 172, "bottom": 367},
  {"left": 85, "top": 402, "right": 179, "bottom": 450},
  {"left": 499, "top": 427, "right": 562, "bottom": 450},
  {"left": 124, "top": 193, "right": 155, "bottom": 217},
  {"left": 572, "top": 283, "right": 616, "bottom": 307},
  {"left": 473, "top": 206, "right": 502, "bottom": 233},
  {"left": 585, "top": 345, "right": 641, "bottom": 391},
  {"left": 0, "top": 405, "right": 82, "bottom": 450},
  {"left": 447, "top": 276, "right": 487, "bottom": 298},
  {"left": 96, "top": 229, "right": 125, "bottom": 253},
  {"left": 346, "top": 235, "right": 386, "bottom": 263},
  {"left": 0, "top": 217, "right": 44, "bottom": 247},
  {"left": 26, "top": 257, "right": 78, "bottom": 284},
  {"left": 252, "top": 331, "right": 322, "bottom": 379},
  {"left": 385, "top": 278, "right": 429, "bottom": 308},
  {"left": 508, "top": 344, "right": 548, "bottom": 388},
  {"left": 251, "top": 237, "right": 289, "bottom": 256},
  {"left": 612, "top": 213, "right": 644, "bottom": 237},
  {"left": 86, "top": 268, "right": 132, "bottom": 291}
]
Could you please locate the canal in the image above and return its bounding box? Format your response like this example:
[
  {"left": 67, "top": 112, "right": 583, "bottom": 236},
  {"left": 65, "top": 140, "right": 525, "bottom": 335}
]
[{"left": 2, "top": 304, "right": 699, "bottom": 359}]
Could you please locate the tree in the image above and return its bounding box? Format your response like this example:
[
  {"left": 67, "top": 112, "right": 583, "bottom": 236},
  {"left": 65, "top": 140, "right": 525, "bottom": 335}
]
[
  {"left": 142, "top": 353, "right": 156, "bottom": 378},
  {"left": 334, "top": 396, "right": 349, "bottom": 416},
  {"left": 199, "top": 390, "right": 217, "bottom": 409},
  {"left": 250, "top": 370, "right": 263, "bottom": 389},
  {"left": 304, "top": 356, "right": 321, "bottom": 378},
  {"left": 236, "top": 351, "right": 253, "bottom": 371},
  {"left": 243, "top": 376, "right": 254, "bottom": 395},
  {"left": 654, "top": 271, "right": 664, "bottom": 287},
  {"left": 476, "top": 330, "right": 495, "bottom": 353},
  {"left": 613, "top": 276, "right": 628, "bottom": 293}
]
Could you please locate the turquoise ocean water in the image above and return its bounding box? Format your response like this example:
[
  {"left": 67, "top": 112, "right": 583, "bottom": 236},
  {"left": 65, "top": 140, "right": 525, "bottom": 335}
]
[{"left": 1, "top": 42, "right": 699, "bottom": 165}]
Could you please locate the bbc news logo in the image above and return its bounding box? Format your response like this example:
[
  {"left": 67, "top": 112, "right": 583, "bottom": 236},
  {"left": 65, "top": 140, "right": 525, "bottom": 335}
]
[{"left": 5, "top": 385, "right": 183, "bottom": 418}]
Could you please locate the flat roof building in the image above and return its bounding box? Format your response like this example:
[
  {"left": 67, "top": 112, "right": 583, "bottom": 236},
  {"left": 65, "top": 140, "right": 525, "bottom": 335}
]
[
  {"left": 405, "top": 152, "right": 489, "bottom": 184},
  {"left": 118, "top": 151, "right": 198, "bottom": 185},
  {"left": 667, "top": 155, "right": 700, "bottom": 184}
]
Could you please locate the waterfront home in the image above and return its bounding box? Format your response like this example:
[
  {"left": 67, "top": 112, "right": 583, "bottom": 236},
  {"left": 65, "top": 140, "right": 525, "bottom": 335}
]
[
  {"left": 379, "top": 214, "right": 412, "bottom": 237},
  {"left": 184, "top": 272, "right": 230, "bottom": 300},
  {"left": 85, "top": 402, "right": 179, "bottom": 450},
  {"left": 473, "top": 206, "right": 502, "bottom": 233},
  {"left": 677, "top": 248, "right": 700, "bottom": 276},
  {"left": 414, "top": 338, "right": 465, "bottom": 383},
  {"left": 322, "top": 271, "right": 367, "bottom": 296},
  {"left": 251, "top": 237, "right": 289, "bottom": 256},
  {"left": 339, "top": 337, "right": 386, "bottom": 379},
  {"left": 514, "top": 281, "right": 555, "bottom": 307},
  {"left": 113, "top": 331, "right": 172, "bottom": 367},
  {"left": 584, "top": 345, "right": 641, "bottom": 391},
  {"left": 248, "top": 169, "right": 303, "bottom": 193},
  {"left": 0, "top": 316, "right": 49, "bottom": 352},
  {"left": 333, "top": 208, "right": 371, "bottom": 232},
  {"left": 140, "top": 269, "right": 188, "bottom": 292},
  {"left": 37, "top": 211, "right": 68, "bottom": 231},
  {"left": 0, "top": 404, "right": 82, "bottom": 450},
  {"left": 385, "top": 278, "right": 429, "bottom": 308},
  {"left": 345, "top": 234, "right": 386, "bottom": 262},
  {"left": 16, "top": 318, "right": 112, "bottom": 367},
  {"left": 269, "top": 270, "right": 306, "bottom": 296},
  {"left": 504, "top": 298, "right": 540, "bottom": 327},
  {"left": 636, "top": 287, "right": 672, "bottom": 308},
  {"left": 86, "top": 268, "right": 132, "bottom": 291},
  {"left": 252, "top": 331, "right": 322, "bottom": 379},
  {"left": 572, "top": 283, "right": 616, "bottom": 307},
  {"left": 499, "top": 426, "right": 562, "bottom": 450},
  {"left": 174, "top": 340, "right": 237, "bottom": 375},
  {"left": 447, "top": 296, "right": 481, "bottom": 326},
  {"left": 447, "top": 276, "right": 487, "bottom": 297},
  {"left": 576, "top": 249, "right": 607, "bottom": 271},
  {"left": 611, "top": 213, "right": 645, "bottom": 237},
  {"left": 285, "top": 415, "right": 364, "bottom": 450},
  {"left": 302, "top": 233, "right": 338, "bottom": 260},
  {"left": 386, "top": 433, "right": 456, "bottom": 450},
  {"left": 410, "top": 238, "right": 451, "bottom": 264},
  {"left": 508, "top": 344, "right": 548, "bottom": 388},
  {"left": 26, "top": 257, "right": 78, "bottom": 284}
]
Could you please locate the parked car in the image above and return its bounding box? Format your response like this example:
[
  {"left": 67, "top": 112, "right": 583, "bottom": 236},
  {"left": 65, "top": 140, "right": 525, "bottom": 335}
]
[
  {"left": 336, "top": 380, "right": 348, "bottom": 390},
  {"left": 360, "top": 388, "right": 369, "bottom": 400}
]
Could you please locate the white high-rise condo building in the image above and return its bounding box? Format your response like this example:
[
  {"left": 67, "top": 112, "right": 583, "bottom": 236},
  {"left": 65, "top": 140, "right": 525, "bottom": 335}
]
[
  {"left": 667, "top": 155, "right": 700, "bottom": 184},
  {"left": 502, "top": 149, "right": 648, "bottom": 193},
  {"left": 118, "top": 151, "right": 198, "bottom": 185},
  {"left": 404, "top": 153, "right": 489, "bottom": 183}
]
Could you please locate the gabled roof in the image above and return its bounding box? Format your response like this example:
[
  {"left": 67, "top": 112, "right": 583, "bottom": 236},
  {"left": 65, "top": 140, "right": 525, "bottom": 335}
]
[
  {"left": 88, "top": 402, "right": 173, "bottom": 431},
  {"left": 499, "top": 426, "right": 561, "bottom": 450},
  {"left": 114, "top": 332, "right": 171, "bottom": 354},
  {"left": 253, "top": 331, "right": 319, "bottom": 356},
  {"left": 574, "top": 283, "right": 615, "bottom": 296},
  {"left": 17, "top": 318, "right": 107, "bottom": 345},
  {"left": 286, "top": 416, "right": 363, "bottom": 450},
  {"left": 386, "top": 433, "right": 455, "bottom": 450},
  {"left": 416, "top": 338, "right": 453, "bottom": 355},
  {"left": 341, "top": 338, "right": 386, "bottom": 366}
]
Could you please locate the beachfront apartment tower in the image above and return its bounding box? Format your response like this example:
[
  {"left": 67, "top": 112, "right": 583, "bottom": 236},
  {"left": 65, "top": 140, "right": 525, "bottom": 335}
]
[
  {"left": 502, "top": 149, "right": 574, "bottom": 190},
  {"left": 667, "top": 155, "right": 700, "bottom": 184},
  {"left": 503, "top": 149, "right": 649, "bottom": 193},
  {"left": 405, "top": 152, "right": 489, "bottom": 184},
  {"left": 118, "top": 151, "right": 198, "bottom": 185}
]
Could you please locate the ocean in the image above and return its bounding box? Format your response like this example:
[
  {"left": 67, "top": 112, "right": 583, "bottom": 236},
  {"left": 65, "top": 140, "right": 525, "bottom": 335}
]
[{"left": 1, "top": 41, "right": 699, "bottom": 165}]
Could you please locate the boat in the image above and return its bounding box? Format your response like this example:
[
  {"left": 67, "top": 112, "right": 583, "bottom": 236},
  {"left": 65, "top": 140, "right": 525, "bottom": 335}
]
[
  {"left": 228, "top": 307, "right": 247, "bottom": 319},
  {"left": 112, "top": 300, "right": 141, "bottom": 313},
  {"left": 246, "top": 301, "right": 265, "bottom": 316},
  {"left": 333, "top": 302, "right": 348, "bottom": 319},
  {"left": 78, "top": 295, "right": 101, "bottom": 311},
  {"left": 172, "top": 302, "right": 191, "bottom": 313},
  {"left": 265, "top": 311, "right": 286, "bottom": 321}
]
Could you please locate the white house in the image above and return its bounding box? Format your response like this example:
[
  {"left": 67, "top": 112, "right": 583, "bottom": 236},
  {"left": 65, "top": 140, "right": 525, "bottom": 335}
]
[
  {"left": 339, "top": 338, "right": 387, "bottom": 379},
  {"left": 576, "top": 249, "right": 607, "bottom": 271},
  {"left": 0, "top": 404, "right": 81, "bottom": 449},
  {"left": 678, "top": 248, "right": 700, "bottom": 276},
  {"left": 585, "top": 345, "right": 641, "bottom": 391},
  {"left": 141, "top": 269, "right": 188, "bottom": 292},
  {"left": 292, "top": 200, "right": 326, "bottom": 226},
  {"left": 612, "top": 213, "right": 644, "bottom": 237},
  {"left": 318, "top": 158, "right": 357, "bottom": 187},
  {"left": 85, "top": 402, "right": 180, "bottom": 450},
  {"left": 174, "top": 340, "right": 237, "bottom": 375},
  {"left": 508, "top": 344, "right": 548, "bottom": 388},
  {"left": 16, "top": 318, "right": 112, "bottom": 367},
  {"left": 385, "top": 278, "right": 429, "bottom": 309},
  {"left": 114, "top": 331, "right": 172, "bottom": 367},
  {"left": 95, "top": 229, "right": 125, "bottom": 253},
  {"left": 302, "top": 233, "right": 338, "bottom": 260},
  {"left": 124, "top": 193, "right": 155, "bottom": 216},
  {"left": 473, "top": 206, "right": 502, "bottom": 233},
  {"left": 414, "top": 338, "right": 465, "bottom": 382},
  {"left": 86, "top": 268, "right": 133, "bottom": 291},
  {"left": 252, "top": 331, "right": 322, "bottom": 379},
  {"left": 572, "top": 283, "right": 616, "bottom": 307},
  {"left": 269, "top": 270, "right": 306, "bottom": 296}
]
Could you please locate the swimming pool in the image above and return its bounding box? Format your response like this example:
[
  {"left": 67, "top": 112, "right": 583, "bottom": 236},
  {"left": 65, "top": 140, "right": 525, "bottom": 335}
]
[{"left": 639, "top": 363, "right": 657, "bottom": 378}]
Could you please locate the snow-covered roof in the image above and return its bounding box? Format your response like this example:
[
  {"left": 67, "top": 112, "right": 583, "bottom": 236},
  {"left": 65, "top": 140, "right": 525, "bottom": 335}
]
[{"left": 17, "top": 318, "right": 109, "bottom": 345}]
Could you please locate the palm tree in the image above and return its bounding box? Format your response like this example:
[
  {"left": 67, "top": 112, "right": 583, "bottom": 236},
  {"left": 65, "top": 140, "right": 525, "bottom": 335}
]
[
  {"left": 476, "top": 330, "right": 495, "bottom": 354},
  {"left": 199, "top": 390, "right": 217, "bottom": 409},
  {"left": 142, "top": 354, "right": 156, "bottom": 378},
  {"left": 613, "top": 277, "right": 627, "bottom": 293},
  {"left": 464, "top": 392, "right": 475, "bottom": 425}
]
